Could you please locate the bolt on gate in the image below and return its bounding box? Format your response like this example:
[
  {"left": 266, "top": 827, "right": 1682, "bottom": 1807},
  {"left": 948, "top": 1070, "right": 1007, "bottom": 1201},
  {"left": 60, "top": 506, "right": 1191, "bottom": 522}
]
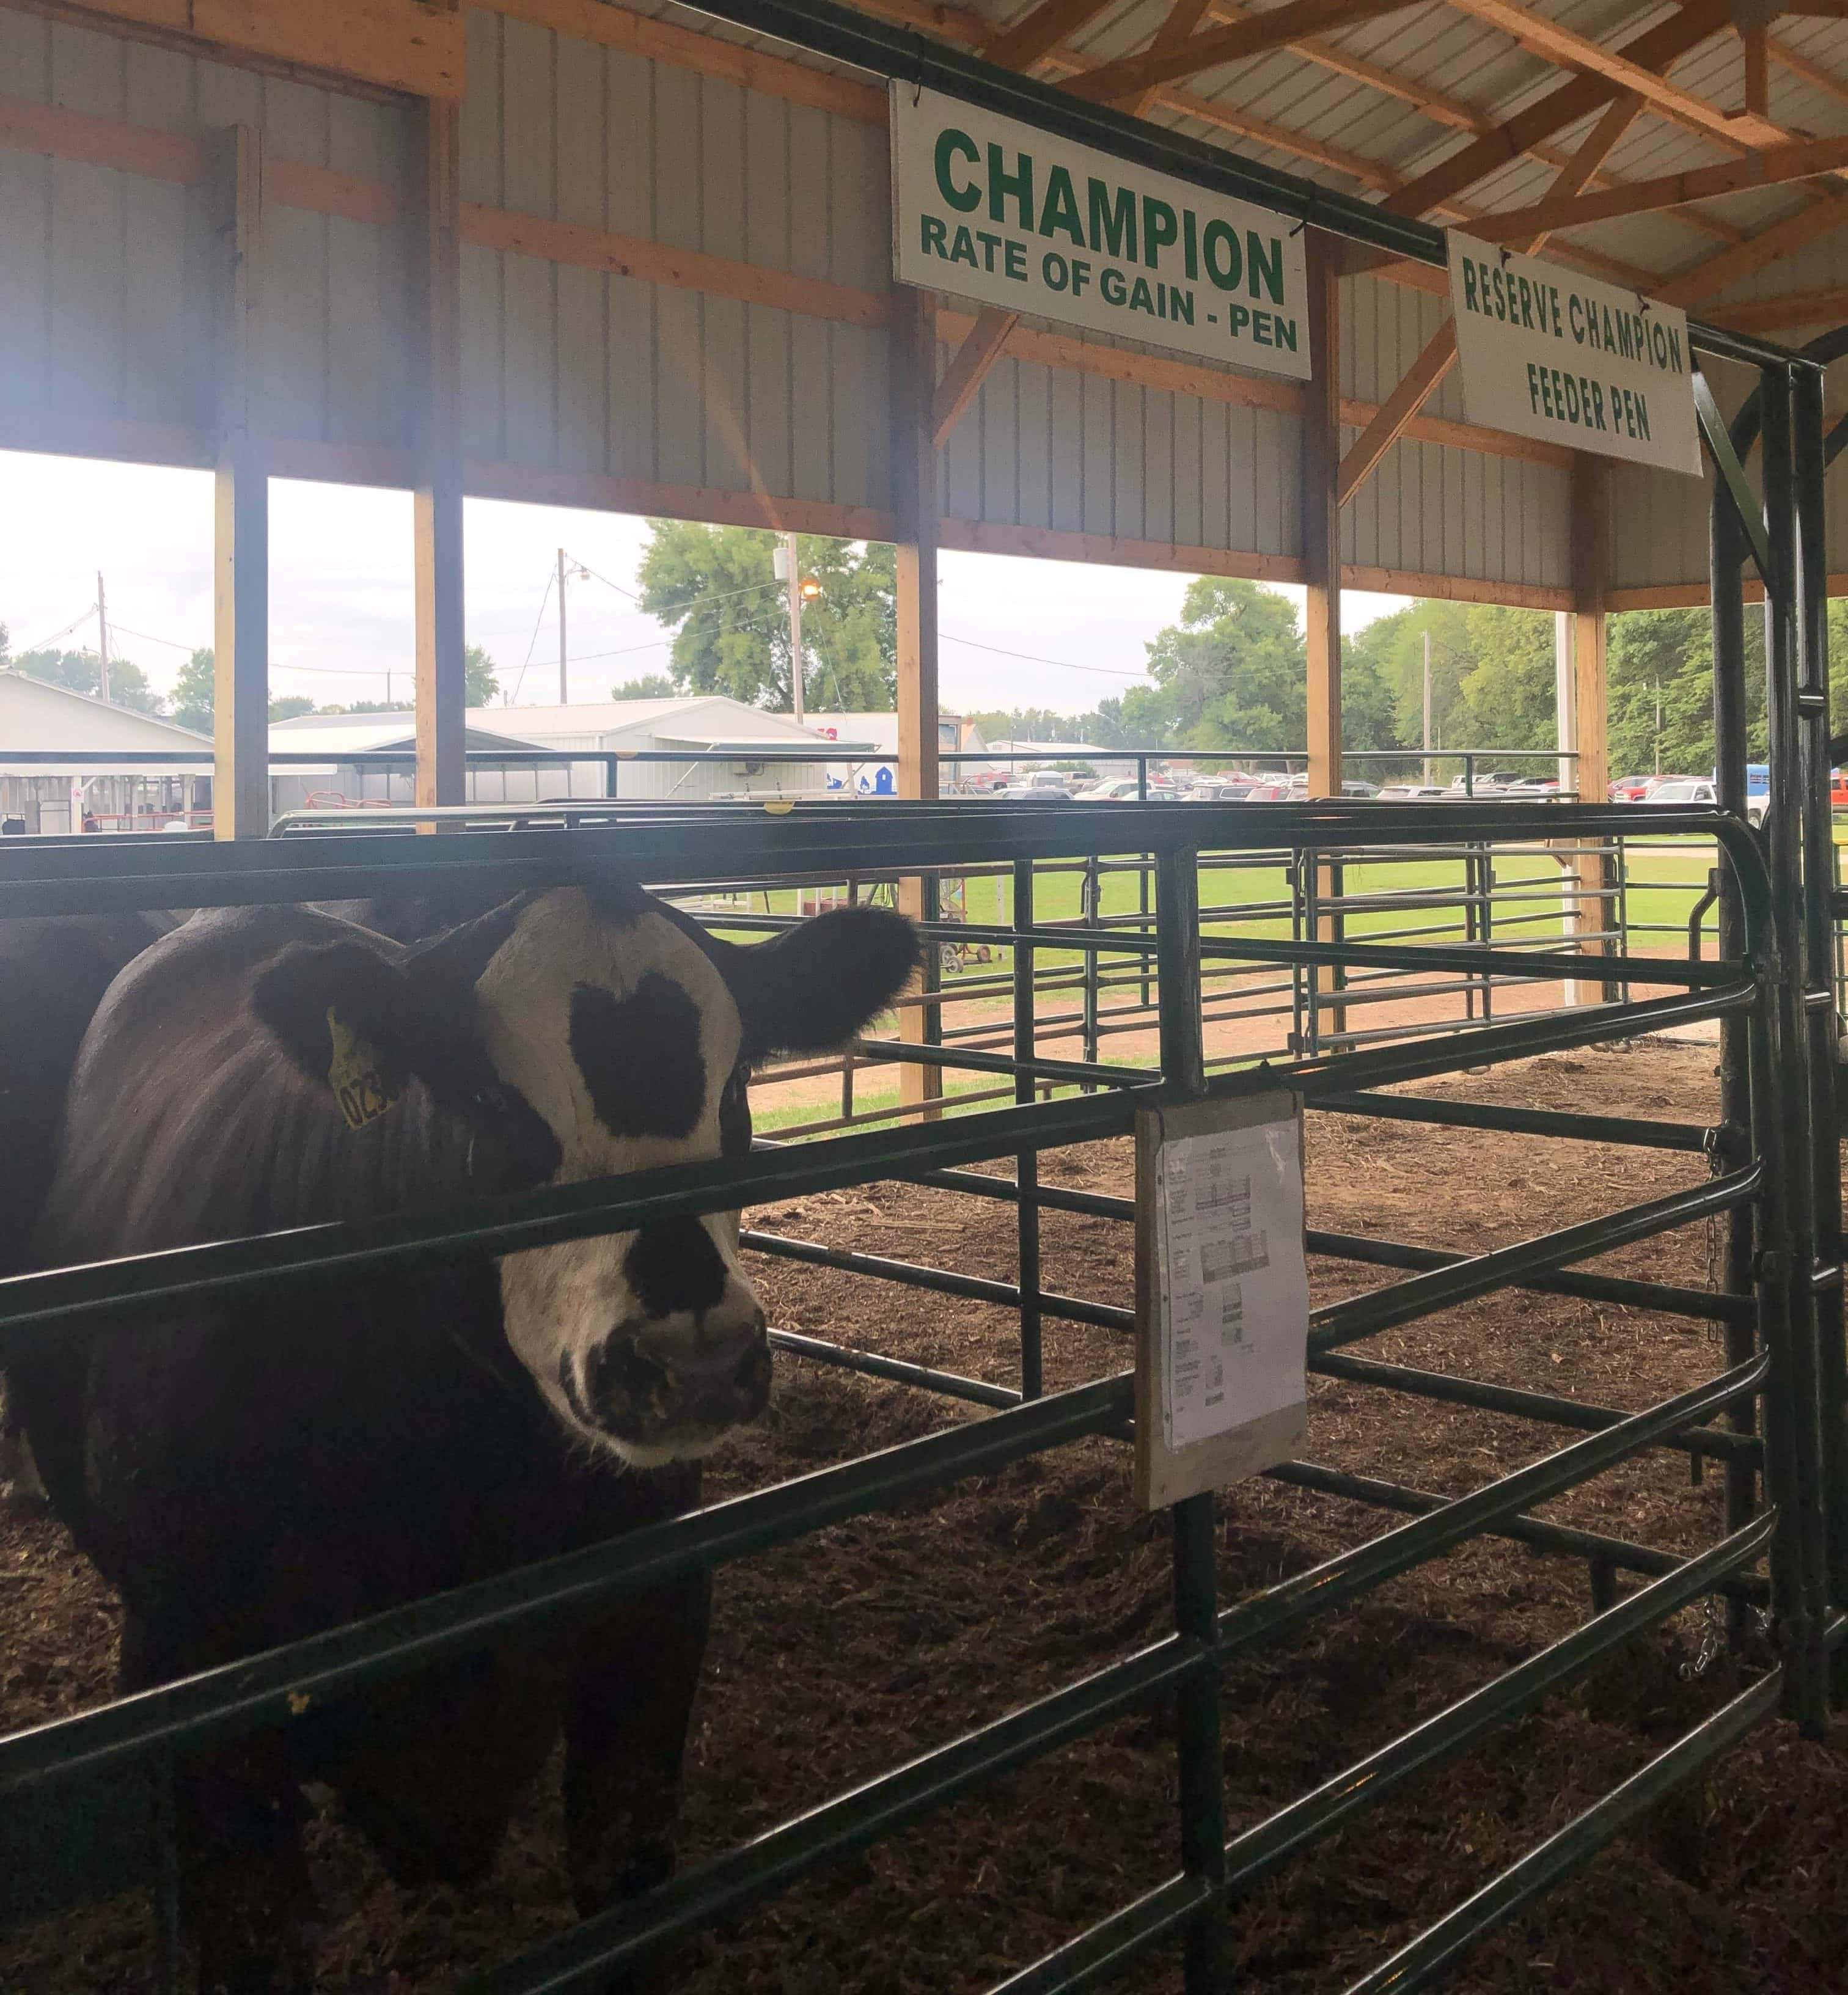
[{"left": 0, "top": 767, "right": 1833, "bottom": 1992}]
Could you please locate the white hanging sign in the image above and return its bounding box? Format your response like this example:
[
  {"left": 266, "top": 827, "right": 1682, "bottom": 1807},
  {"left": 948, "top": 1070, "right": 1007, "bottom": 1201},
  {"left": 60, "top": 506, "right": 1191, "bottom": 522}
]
[
  {"left": 1134, "top": 1091, "right": 1310, "bottom": 1509},
  {"left": 890, "top": 84, "right": 1312, "bottom": 380},
  {"left": 1447, "top": 230, "right": 1702, "bottom": 477}
]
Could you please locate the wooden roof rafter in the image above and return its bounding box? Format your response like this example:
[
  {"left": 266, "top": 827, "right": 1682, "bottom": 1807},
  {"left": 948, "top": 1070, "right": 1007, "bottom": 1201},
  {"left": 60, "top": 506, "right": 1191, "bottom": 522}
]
[{"left": 845, "top": 0, "right": 1733, "bottom": 280}]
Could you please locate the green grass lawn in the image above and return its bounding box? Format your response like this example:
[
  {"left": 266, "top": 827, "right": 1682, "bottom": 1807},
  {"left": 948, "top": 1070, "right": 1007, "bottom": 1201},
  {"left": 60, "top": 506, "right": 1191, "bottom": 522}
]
[
  {"left": 694, "top": 833, "right": 1735, "bottom": 970},
  {"left": 721, "top": 832, "right": 1753, "bottom": 1140}
]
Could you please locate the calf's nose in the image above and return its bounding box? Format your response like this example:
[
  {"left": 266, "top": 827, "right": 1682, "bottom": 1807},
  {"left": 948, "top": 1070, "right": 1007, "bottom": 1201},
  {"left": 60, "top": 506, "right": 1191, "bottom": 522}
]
[{"left": 593, "top": 1296, "right": 771, "bottom": 1418}]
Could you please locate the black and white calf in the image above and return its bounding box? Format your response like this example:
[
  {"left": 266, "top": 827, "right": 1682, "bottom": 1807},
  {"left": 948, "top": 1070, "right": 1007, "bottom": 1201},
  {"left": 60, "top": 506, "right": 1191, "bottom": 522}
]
[
  {"left": 9, "top": 881, "right": 917, "bottom": 1990},
  {"left": 0, "top": 912, "right": 172, "bottom": 1503}
]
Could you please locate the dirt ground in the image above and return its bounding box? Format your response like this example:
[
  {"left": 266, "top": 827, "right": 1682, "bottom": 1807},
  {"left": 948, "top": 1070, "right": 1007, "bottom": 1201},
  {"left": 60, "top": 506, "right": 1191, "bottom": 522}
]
[{"left": 5, "top": 1038, "right": 1847, "bottom": 1993}]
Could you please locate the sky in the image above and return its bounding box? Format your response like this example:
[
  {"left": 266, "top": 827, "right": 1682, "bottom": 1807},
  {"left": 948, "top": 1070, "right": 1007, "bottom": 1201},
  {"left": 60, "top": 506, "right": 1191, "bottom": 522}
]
[{"left": 0, "top": 450, "right": 1409, "bottom": 719}]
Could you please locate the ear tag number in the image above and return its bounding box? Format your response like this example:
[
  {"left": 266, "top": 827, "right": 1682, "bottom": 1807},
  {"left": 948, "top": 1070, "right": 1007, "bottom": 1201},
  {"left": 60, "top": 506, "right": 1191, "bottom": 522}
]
[{"left": 327, "top": 1006, "right": 402, "bottom": 1132}]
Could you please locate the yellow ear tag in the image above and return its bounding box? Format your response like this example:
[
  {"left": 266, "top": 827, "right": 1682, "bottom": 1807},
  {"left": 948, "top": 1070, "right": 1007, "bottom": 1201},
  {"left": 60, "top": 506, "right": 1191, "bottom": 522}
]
[
  {"left": 763, "top": 800, "right": 794, "bottom": 815},
  {"left": 327, "top": 1006, "right": 402, "bottom": 1132}
]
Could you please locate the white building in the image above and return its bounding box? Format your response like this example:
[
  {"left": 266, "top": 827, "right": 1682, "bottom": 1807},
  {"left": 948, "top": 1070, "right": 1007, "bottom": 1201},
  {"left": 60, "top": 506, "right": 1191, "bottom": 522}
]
[
  {"left": 270, "top": 695, "right": 848, "bottom": 810},
  {"left": 266, "top": 712, "right": 554, "bottom": 817},
  {"left": 461, "top": 697, "right": 856, "bottom": 802},
  {"left": 804, "top": 711, "right": 987, "bottom": 794},
  {"left": 0, "top": 671, "right": 212, "bottom": 834}
]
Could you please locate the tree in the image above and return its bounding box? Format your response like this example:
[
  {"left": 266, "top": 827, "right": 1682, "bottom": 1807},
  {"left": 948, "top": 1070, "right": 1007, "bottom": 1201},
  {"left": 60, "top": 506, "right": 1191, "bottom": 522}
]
[
  {"left": 169, "top": 648, "right": 215, "bottom": 734},
  {"left": 466, "top": 644, "right": 499, "bottom": 707},
  {"left": 964, "top": 707, "right": 1079, "bottom": 743},
  {"left": 1092, "top": 578, "right": 1404, "bottom": 756},
  {"left": 14, "top": 645, "right": 164, "bottom": 717},
  {"left": 1605, "top": 607, "right": 1765, "bottom": 779},
  {"left": 636, "top": 521, "right": 897, "bottom": 710},
  {"left": 612, "top": 673, "right": 675, "bottom": 700},
  {"left": 269, "top": 695, "right": 317, "bottom": 722}
]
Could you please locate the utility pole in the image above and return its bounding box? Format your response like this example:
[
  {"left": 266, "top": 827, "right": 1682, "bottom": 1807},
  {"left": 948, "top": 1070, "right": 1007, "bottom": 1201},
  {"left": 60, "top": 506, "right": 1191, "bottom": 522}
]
[
  {"left": 777, "top": 530, "right": 805, "bottom": 723},
  {"left": 97, "top": 571, "right": 110, "bottom": 703},
  {"left": 1421, "top": 628, "right": 1432, "bottom": 789},
  {"left": 557, "top": 546, "right": 568, "bottom": 705}
]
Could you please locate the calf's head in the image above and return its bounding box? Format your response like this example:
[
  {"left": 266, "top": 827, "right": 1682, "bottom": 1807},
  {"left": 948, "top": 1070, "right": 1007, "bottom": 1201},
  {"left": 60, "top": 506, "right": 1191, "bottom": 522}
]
[{"left": 252, "top": 885, "right": 919, "bottom": 1465}]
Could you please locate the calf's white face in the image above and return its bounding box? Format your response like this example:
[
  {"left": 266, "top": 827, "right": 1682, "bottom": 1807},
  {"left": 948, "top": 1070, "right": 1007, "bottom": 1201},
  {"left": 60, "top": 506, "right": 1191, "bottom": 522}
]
[
  {"left": 253, "top": 882, "right": 919, "bottom": 1472},
  {"left": 472, "top": 890, "right": 768, "bottom": 1466}
]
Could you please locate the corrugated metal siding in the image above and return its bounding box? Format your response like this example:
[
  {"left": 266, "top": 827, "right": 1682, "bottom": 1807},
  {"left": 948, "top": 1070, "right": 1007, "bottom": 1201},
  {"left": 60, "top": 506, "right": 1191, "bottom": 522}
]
[
  {"left": 0, "top": 9, "right": 412, "bottom": 459},
  {"left": 458, "top": 5, "right": 889, "bottom": 511},
  {"left": 934, "top": 321, "right": 1303, "bottom": 558},
  {"left": 1341, "top": 274, "right": 1570, "bottom": 590},
  {"left": 1608, "top": 359, "right": 1848, "bottom": 592},
  {"left": 14, "top": 0, "right": 1846, "bottom": 601}
]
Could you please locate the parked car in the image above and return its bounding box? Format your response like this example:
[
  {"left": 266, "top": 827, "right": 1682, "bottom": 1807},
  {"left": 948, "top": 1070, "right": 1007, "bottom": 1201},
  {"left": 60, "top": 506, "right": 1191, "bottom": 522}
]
[
  {"left": 1382, "top": 783, "right": 1447, "bottom": 800},
  {"left": 1448, "top": 769, "right": 1526, "bottom": 794},
  {"left": 1077, "top": 778, "right": 1141, "bottom": 800},
  {"left": 1643, "top": 778, "right": 1717, "bottom": 806},
  {"left": 1608, "top": 774, "right": 1654, "bottom": 802},
  {"left": 1014, "top": 769, "right": 1078, "bottom": 800},
  {"left": 1340, "top": 779, "right": 1380, "bottom": 799},
  {"left": 1243, "top": 780, "right": 1299, "bottom": 801}
]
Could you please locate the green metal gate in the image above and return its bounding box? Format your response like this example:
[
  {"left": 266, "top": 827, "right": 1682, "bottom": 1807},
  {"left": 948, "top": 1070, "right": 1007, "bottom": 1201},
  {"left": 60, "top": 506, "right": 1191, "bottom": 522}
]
[{"left": 0, "top": 782, "right": 1825, "bottom": 1993}]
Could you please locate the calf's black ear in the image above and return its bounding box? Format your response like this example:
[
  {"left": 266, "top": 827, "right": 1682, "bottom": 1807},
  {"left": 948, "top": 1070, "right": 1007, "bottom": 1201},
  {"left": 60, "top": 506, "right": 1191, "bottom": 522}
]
[
  {"left": 728, "top": 905, "right": 921, "bottom": 1061},
  {"left": 251, "top": 940, "right": 455, "bottom": 1130}
]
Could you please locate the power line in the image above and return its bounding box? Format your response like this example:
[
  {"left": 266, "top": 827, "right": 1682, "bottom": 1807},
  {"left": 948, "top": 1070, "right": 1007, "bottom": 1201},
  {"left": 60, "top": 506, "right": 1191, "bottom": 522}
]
[
  {"left": 941, "top": 632, "right": 1149, "bottom": 679},
  {"left": 13, "top": 606, "right": 98, "bottom": 655},
  {"left": 508, "top": 563, "right": 558, "bottom": 706},
  {"left": 103, "top": 619, "right": 195, "bottom": 653}
]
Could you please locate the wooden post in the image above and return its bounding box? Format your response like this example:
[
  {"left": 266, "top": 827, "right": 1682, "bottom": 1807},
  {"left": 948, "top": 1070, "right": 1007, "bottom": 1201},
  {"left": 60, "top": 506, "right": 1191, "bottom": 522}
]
[
  {"left": 413, "top": 97, "right": 466, "bottom": 811},
  {"left": 1570, "top": 453, "right": 1612, "bottom": 997},
  {"left": 891, "top": 285, "right": 943, "bottom": 1118},
  {"left": 211, "top": 123, "right": 268, "bottom": 840},
  {"left": 1302, "top": 233, "right": 1344, "bottom": 1045},
  {"left": 1302, "top": 232, "right": 1342, "bottom": 802}
]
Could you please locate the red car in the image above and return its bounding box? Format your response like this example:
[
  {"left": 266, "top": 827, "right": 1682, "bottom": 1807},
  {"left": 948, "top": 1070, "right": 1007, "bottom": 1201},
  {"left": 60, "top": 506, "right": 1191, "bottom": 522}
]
[{"left": 1608, "top": 775, "right": 1654, "bottom": 801}]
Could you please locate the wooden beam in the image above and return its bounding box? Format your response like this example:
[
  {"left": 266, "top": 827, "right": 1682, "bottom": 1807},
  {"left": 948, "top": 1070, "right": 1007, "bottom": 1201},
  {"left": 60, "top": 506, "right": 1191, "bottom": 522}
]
[
  {"left": 35, "top": 0, "right": 465, "bottom": 98},
  {"left": 931, "top": 306, "right": 1576, "bottom": 469},
  {"left": 1384, "top": 0, "right": 1731, "bottom": 220},
  {"left": 0, "top": 400, "right": 1585, "bottom": 615},
  {"left": 1607, "top": 574, "right": 1848, "bottom": 611},
  {"left": 486, "top": 0, "right": 884, "bottom": 122},
  {"left": 1659, "top": 185, "right": 1848, "bottom": 302},
  {"left": 459, "top": 205, "right": 890, "bottom": 328},
  {"left": 1709, "top": 282, "right": 1848, "bottom": 332},
  {"left": 1445, "top": 0, "right": 1802, "bottom": 155},
  {"left": 1768, "top": 32, "right": 1848, "bottom": 108},
  {"left": 892, "top": 286, "right": 939, "bottom": 807},
  {"left": 210, "top": 123, "right": 267, "bottom": 841},
  {"left": 1124, "top": 0, "right": 1216, "bottom": 112},
  {"left": 1337, "top": 94, "right": 1638, "bottom": 510},
  {"left": 1568, "top": 453, "right": 1609, "bottom": 991},
  {"left": 1743, "top": 24, "right": 1769, "bottom": 117},
  {"left": 1303, "top": 233, "right": 1341, "bottom": 802},
  {"left": 939, "top": 519, "right": 1304, "bottom": 582},
  {"left": 1063, "top": 0, "right": 1419, "bottom": 104},
  {"left": 1344, "top": 566, "right": 1571, "bottom": 612},
  {"left": 412, "top": 95, "right": 464, "bottom": 813},
  {"left": 1464, "top": 130, "right": 1848, "bottom": 241},
  {"left": 931, "top": 309, "right": 1020, "bottom": 449},
  {"left": 1338, "top": 328, "right": 1458, "bottom": 510},
  {"left": 981, "top": 0, "right": 1114, "bottom": 70},
  {"left": 890, "top": 285, "right": 942, "bottom": 1118}
]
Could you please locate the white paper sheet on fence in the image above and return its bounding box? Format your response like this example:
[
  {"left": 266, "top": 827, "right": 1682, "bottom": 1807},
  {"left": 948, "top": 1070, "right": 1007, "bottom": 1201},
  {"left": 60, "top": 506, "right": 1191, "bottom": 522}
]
[{"left": 1156, "top": 1115, "right": 1309, "bottom": 1451}]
